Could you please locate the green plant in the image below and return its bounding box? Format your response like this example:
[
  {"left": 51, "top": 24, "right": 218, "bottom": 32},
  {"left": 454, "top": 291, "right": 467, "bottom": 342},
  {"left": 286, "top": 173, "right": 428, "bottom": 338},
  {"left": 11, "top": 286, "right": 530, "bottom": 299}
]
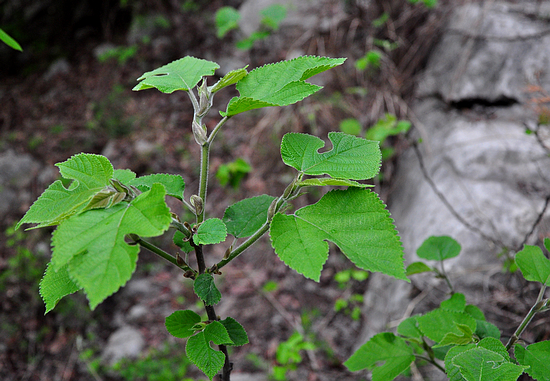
[
  {"left": 345, "top": 235, "right": 550, "bottom": 381},
  {"left": 0, "top": 27, "right": 22, "bottom": 51},
  {"left": 112, "top": 342, "right": 193, "bottom": 381},
  {"left": 18, "top": 55, "right": 407, "bottom": 380},
  {"left": 215, "top": 4, "right": 287, "bottom": 50},
  {"left": 97, "top": 45, "right": 138, "bottom": 65},
  {"left": 216, "top": 157, "right": 252, "bottom": 189},
  {"left": 271, "top": 331, "right": 316, "bottom": 380}
]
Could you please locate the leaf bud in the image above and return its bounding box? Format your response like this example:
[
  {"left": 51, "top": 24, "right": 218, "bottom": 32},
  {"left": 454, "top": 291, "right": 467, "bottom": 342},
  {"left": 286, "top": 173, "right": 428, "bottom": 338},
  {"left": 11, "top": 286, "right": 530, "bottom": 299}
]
[
  {"left": 197, "top": 79, "right": 211, "bottom": 116},
  {"left": 190, "top": 195, "right": 204, "bottom": 215},
  {"left": 176, "top": 254, "right": 184, "bottom": 266},
  {"left": 267, "top": 198, "right": 278, "bottom": 220},
  {"left": 192, "top": 120, "right": 207, "bottom": 145}
]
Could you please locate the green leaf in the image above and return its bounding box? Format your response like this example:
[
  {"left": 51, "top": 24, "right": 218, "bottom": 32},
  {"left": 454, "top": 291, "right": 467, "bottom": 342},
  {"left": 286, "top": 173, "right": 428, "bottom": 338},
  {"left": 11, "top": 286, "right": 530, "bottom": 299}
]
[
  {"left": 40, "top": 262, "right": 80, "bottom": 314},
  {"left": 344, "top": 332, "right": 414, "bottom": 381},
  {"left": 436, "top": 324, "right": 474, "bottom": 347},
  {"left": 173, "top": 231, "right": 193, "bottom": 253},
  {"left": 193, "top": 218, "right": 227, "bottom": 245},
  {"left": 417, "top": 236, "right": 461, "bottom": 261},
  {"left": 127, "top": 173, "right": 185, "bottom": 200},
  {"left": 17, "top": 153, "right": 114, "bottom": 229},
  {"left": 298, "top": 177, "right": 373, "bottom": 188},
  {"left": 445, "top": 343, "right": 476, "bottom": 381},
  {"left": 464, "top": 304, "right": 486, "bottom": 321},
  {"left": 515, "top": 341, "right": 550, "bottom": 381},
  {"left": 215, "top": 6, "right": 241, "bottom": 38},
  {"left": 223, "top": 195, "right": 276, "bottom": 238},
  {"left": 220, "top": 317, "right": 249, "bottom": 346},
  {"left": 417, "top": 309, "right": 476, "bottom": 343},
  {"left": 453, "top": 347, "right": 526, "bottom": 381},
  {"left": 186, "top": 331, "right": 225, "bottom": 380},
  {"left": 281, "top": 132, "right": 381, "bottom": 180},
  {"left": 113, "top": 169, "right": 137, "bottom": 183},
  {"left": 51, "top": 183, "right": 171, "bottom": 309},
  {"left": 133, "top": 56, "right": 219, "bottom": 93},
  {"left": 405, "top": 261, "right": 433, "bottom": 276},
  {"left": 270, "top": 188, "right": 406, "bottom": 282},
  {"left": 365, "top": 113, "right": 411, "bottom": 143},
  {"left": 441, "top": 293, "right": 466, "bottom": 312},
  {"left": 397, "top": 316, "right": 423, "bottom": 340},
  {"left": 260, "top": 4, "right": 286, "bottom": 30},
  {"left": 515, "top": 245, "right": 550, "bottom": 285},
  {"left": 204, "top": 321, "right": 233, "bottom": 345},
  {"left": 165, "top": 310, "right": 202, "bottom": 338},
  {"left": 339, "top": 118, "right": 362, "bottom": 136},
  {"left": 0, "top": 28, "right": 22, "bottom": 51},
  {"left": 194, "top": 273, "right": 222, "bottom": 305},
  {"left": 210, "top": 66, "right": 248, "bottom": 93},
  {"left": 223, "top": 56, "right": 346, "bottom": 116}
]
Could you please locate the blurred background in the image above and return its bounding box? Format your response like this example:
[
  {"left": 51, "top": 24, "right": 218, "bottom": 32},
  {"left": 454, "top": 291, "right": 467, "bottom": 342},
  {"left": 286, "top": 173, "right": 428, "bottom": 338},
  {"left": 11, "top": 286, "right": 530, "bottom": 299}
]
[{"left": 4, "top": 0, "right": 533, "bottom": 380}]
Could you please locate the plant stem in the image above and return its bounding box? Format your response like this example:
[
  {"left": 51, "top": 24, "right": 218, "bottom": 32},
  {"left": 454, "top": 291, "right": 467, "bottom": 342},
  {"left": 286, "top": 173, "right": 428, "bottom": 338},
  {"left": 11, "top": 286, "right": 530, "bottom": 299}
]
[
  {"left": 193, "top": 242, "right": 232, "bottom": 380},
  {"left": 505, "top": 284, "right": 547, "bottom": 350},
  {"left": 134, "top": 237, "right": 193, "bottom": 272},
  {"left": 207, "top": 116, "right": 230, "bottom": 145},
  {"left": 415, "top": 354, "right": 446, "bottom": 373},
  {"left": 197, "top": 142, "right": 210, "bottom": 224},
  {"left": 216, "top": 220, "right": 271, "bottom": 270}
]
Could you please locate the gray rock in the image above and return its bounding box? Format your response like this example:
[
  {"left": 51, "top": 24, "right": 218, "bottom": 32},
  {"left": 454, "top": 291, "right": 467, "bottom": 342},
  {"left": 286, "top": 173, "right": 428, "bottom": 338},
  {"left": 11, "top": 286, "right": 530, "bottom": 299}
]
[
  {"left": 101, "top": 326, "right": 145, "bottom": 366},
  {"left": 43, "top": 58, "right": 70, "bottom": 81},
  {"left": 358, "top": 2, "right": 550, "bottom": 377},
  {"left": 0, "top": 150, "right": 41, "bottom": 218}
]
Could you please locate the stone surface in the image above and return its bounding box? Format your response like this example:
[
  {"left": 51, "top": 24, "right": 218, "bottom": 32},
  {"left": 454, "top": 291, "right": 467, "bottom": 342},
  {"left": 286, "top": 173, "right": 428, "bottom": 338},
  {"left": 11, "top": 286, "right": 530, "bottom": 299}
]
[
  {"left": 358, "top": 2, "right": 550, "bottom": 377},
  {"left": 101, "top": 326, "right": 145, "bottom": 366},
  {"left": 0, "top": 150, "right": 41, "bottom": 219}
]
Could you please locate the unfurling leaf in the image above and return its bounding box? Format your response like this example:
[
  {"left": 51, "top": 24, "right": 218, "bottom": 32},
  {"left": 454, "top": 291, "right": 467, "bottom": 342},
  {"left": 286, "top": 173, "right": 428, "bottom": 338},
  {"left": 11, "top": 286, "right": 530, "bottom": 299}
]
[
  {"left": 17, "top": 153, "right": 114, "bottom": 229},
  {"left": 51, "top": 183, "right": 171, "bottom": 309},
  {"left": 127, "top": 173, "right": 185, "bottom": 200},
  {"left": 270, "top": 188, "right": 406, "bottom": 282}
]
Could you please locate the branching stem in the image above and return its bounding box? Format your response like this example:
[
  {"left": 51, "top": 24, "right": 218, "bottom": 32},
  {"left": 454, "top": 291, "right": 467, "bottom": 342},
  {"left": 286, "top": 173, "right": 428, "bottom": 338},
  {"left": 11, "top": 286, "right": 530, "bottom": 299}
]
[
  {"left": 505, "top": 284, "right": 547, "bottom": 350},
  {"left": 134, "top": 237, "right": 193, "bottom": 272}
]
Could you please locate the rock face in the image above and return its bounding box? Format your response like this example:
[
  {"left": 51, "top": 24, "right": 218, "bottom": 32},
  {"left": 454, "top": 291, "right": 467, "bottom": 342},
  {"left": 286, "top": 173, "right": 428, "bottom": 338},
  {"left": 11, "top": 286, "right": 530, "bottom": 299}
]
[{"left": 360, "top": 1, "right": 550, "bottom": 376}]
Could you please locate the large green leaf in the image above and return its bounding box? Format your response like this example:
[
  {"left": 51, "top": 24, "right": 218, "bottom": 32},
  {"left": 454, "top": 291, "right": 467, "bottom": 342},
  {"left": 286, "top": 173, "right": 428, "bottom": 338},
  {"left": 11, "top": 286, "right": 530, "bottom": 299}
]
[
  {"left": 344, "top": 332, "right": 414, "bottom": 381},
  {"left": 515, "top": 245, "right": 550, "bottom": 285},
  {"left": 269, "top": 188, "right": 406, "bottom": 281},
  {"left": 440, "top": 293, "right": 466, "bottom": 312},
  {"left": 453, "top": 347, "right": 526, "bottom": 381},
  {"left": 416, "top": 235, "right": 461, "bottom": 261},
  {"left": 165, "top": 310, "right": 202, "bottom": 338},
  {"left": 417, "top": 309, "right": 476, "bottom": 343},
  {"left": 223, "top": 195, "right": 276, "bottom": 238},
  {"left": 133, "top": 56, "right": 220, "bottom": 93},
  {"left": 127, "top": 173, "right": 185, "bottom": 200},
  {"left": 281, "top": 132, "right": 381, "bottom": 180},
  {"left": 223, "top": 56, "right": 346, "bottom": 116},
  {"left": 40, "top": 262, "right": 81, "bottom": 314},
  {"left": 17, "top": 153, "right": 113, "bottom": 229},
  {"left": 51, "top": 183, "right": 171, "bottom": 309},
  {"left": 515, "top": 341, "right": 550, "bottom": 381}
]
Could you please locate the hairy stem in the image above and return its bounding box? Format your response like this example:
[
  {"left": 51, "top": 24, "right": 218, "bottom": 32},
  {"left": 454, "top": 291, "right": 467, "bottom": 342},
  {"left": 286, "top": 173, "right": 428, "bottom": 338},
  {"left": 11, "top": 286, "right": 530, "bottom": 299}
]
[
  {"left": 415, "top": 354, "right": 446, "bottom": 373},
  {"left": 134, "top": 237, "right": 192, "bottom": 272},
  {"left": 505, "top": 284, "right": 547, "bottom": 350},
  {"left": 197, "top": 143, "right": 210, "bottom": 224}
]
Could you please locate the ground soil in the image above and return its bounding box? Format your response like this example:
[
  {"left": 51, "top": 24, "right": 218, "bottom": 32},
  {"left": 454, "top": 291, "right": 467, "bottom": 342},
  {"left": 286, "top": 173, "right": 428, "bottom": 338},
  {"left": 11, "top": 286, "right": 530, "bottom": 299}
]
[{"left": 0, "top": 1, "right": 448, "bottom": 380}]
